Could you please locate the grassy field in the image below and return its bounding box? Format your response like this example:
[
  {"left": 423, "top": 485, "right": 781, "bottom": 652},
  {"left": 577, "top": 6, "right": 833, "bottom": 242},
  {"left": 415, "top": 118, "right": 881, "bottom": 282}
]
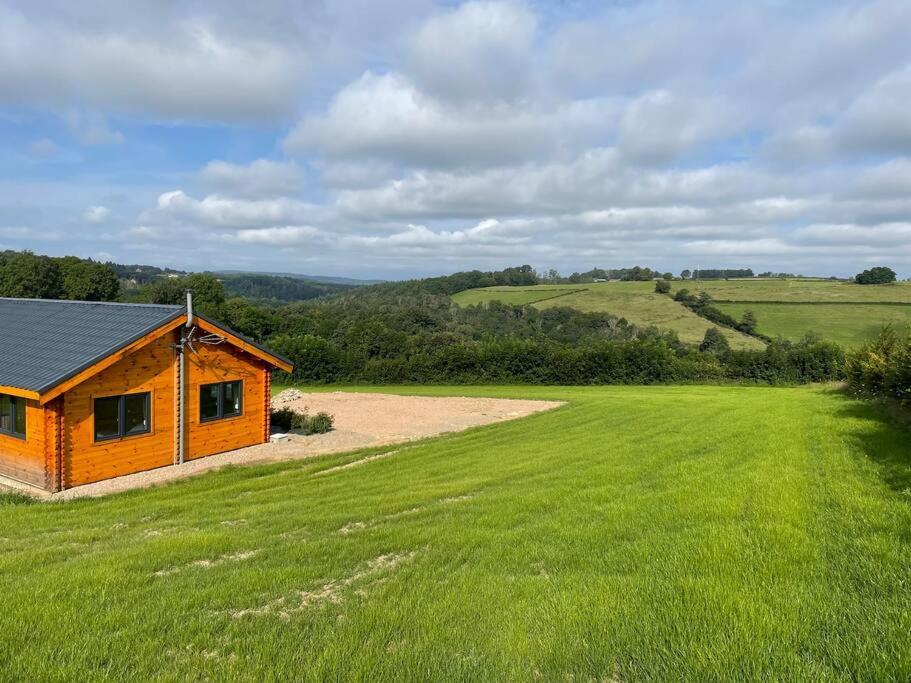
[
  {"left": 2, "top": 385, "right": 910, "bottom": 679},
  {"left": 680, "top": 278, "right": 911, "bottom": 303},
  {"left": 715, "top": 302, "right": 911, "bottom": 347},
  {"left": 453, "top": 283, "right": 763, "bottom": 350},
  {"left": 452, "top": 287, "right": 587, "bottom": 306}
]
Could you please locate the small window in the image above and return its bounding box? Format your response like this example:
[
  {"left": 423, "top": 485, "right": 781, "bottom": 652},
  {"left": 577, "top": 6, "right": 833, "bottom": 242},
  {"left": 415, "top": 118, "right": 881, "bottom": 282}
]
[
  {"left": 94, "top": 393, "right": 151, "bottom": 442},
  {"left": 0, "top": 394, "right": 27, "bottom": 439},
  {"left": 200, "top": 381, "right": 243, "bottom": 422}
]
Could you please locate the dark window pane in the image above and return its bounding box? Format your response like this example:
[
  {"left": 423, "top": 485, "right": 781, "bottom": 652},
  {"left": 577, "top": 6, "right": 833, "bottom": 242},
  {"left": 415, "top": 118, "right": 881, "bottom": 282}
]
[
  {"left": 123, "top": 394, "right": 150, "bottom": 435},
  {"left": 94, "top": 396, "right": 121, "bottom": 440},
  {"left": 200, "top": 384, "right": 220, "bottom": 420},
  {"left": 0, "top": 395, "right": 10, "bottom": 432},
  {"left": 223, "top": 381, "right": 242, "bottom": 416},
  {"left": 12, "top": 397, "right": 26, "bottom": 437}
]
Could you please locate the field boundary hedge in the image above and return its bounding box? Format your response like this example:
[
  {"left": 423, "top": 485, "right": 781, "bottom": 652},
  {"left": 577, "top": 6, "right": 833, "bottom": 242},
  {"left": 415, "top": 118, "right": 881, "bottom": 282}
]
[{"left": 712, "top": 300, "right": 911, "bottom": 306}]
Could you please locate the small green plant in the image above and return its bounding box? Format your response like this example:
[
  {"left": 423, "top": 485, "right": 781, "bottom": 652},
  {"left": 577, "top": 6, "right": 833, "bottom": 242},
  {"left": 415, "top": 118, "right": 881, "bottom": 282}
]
[
  {"left": 654, "top": 280, "right": 671, "bottom": 294},
  {"left": 270, "top": 407, "right": 296, "bottom": 431},
  {"left": 291, "top": 410, "right": 334, "bottom": 435},
  {"left": 271, "top": 406, "right": 334, "bottom": 435}
]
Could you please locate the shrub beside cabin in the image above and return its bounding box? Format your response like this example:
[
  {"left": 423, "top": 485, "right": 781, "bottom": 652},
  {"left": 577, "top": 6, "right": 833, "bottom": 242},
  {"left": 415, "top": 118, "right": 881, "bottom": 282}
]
[{"left": 0, "top": 296, "right": 292, "bottom": 492}]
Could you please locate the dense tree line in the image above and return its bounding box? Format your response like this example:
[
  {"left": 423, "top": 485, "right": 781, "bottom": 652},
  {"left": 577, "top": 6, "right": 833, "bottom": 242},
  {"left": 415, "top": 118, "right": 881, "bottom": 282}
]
[
  {"left": 0, "top": 253, "right": 847, "bottom": 387},
  {"left": 107, "top": 261, "right": 184, "bottom": 285},
  {"left": 179, "top": 280, "right": 840, "bottom": 386},
  {"left": 540, "top": 266, "right": 673, "bottom": 283},
  {"left": 353, "top": 265, "right": 539, "bottom": 297},
  {"left": 0, "top": 251, "right": 120, "bottom": 301},
  {"left": 854, "top": 266, "right": 897, "bottom": 285},
  {"left": 217, "top": 273, "right": 351, "bottom": 302},
  {"left": 673, "top": 289, "right": 767, "bottom": 341},
  {"left": 688, "top": 268, "right": 754, "bottom": 279}
]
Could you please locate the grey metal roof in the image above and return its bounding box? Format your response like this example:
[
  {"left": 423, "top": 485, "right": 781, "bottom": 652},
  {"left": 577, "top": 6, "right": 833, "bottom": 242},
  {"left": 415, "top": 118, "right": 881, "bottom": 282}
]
[{"left": 0, "top": 298, "right": 184, "bottom": 394}]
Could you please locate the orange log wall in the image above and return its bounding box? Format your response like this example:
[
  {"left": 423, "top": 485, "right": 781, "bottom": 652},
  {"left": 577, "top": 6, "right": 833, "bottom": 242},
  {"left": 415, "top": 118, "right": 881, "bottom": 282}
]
[
  {"left": 62, "top": 333, "right": 178, "bottom": 488},
  {"left": 0, "top": 399, "right": 48, "bottom": 488},
  {"left": 185, "top": 341, "right": 267, "bottom": 460}
]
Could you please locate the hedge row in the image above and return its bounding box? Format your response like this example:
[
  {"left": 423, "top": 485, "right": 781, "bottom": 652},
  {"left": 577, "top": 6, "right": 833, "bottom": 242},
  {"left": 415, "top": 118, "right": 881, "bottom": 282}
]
[{"left": 271, "top": 335, "right": 844, "bottom": 386}]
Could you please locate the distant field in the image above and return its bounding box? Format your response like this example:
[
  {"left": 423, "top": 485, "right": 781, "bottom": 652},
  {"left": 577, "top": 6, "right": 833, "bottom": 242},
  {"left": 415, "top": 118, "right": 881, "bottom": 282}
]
[
  {"left": 452, "top": 283, "right": 763, "bottom": 349},
  {"left": 680, "top": 278, "right": 911, "bottom": 303},
  {"left": 715, "top": 302, "right": 911, "bottom": 347},
  {"left": 674, "top": 278, "right": 911, "bottom": 347},
  {"left": 453, "top": 287, "right": 586, "bottom": 307},
  {"left": 3, "top": 385, "right": 910, "bottom": 679}
]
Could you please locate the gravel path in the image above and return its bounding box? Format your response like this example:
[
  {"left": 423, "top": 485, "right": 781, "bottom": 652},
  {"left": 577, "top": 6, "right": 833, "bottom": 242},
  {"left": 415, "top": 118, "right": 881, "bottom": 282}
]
[{"left": 51, "top": 391, "right": 563, "bottom": 500}]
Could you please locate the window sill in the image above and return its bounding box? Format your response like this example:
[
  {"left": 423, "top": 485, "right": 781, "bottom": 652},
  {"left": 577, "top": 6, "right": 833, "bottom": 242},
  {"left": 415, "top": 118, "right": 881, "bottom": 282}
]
[
  {"left": 199, "top": 413, "right": 244, "bottom": 425},
  {"left": 0, "top": 431, "right": 26, "bottom": 442},
  {"left": 93, "top": 430, "right": 152, "bottom": 445}
]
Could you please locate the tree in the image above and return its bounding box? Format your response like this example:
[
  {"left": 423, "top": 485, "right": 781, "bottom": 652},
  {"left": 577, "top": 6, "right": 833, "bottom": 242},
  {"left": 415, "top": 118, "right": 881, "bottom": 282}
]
[
  {"left": 854, "top": 266, "right": 897, "bottom": 285},
  {"left": 654, "top": 280, "right": 671, "bottom": 294},
  {"left": 149, "top": 273, "right": 225, "bottom": 315},
  {"left": 681, "top": 269, "right": 691, "bottom": 280},
  {"left": 0, "top": 251, "right": 64, "bottom": 299},
  {"left": 60, "top": 259, "right": 120, "bottom": 301},
  {"left": 740, "top": 310, "right": 758, "bottom": 335},
  {"left": 695, "top": 291, "right": 714, "bottom": 309},
  {"left": 699, "top": 327, "right": 730, "bottom": 354},
  {"left": 661, "top": 272, "right": 673, "bottom": 280}
]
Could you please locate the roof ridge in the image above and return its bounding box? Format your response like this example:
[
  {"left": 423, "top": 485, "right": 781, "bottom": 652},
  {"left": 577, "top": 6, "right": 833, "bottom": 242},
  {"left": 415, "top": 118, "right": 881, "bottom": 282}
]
[{"left": 0, "top": 297, "right": 183, "bottom": 310}]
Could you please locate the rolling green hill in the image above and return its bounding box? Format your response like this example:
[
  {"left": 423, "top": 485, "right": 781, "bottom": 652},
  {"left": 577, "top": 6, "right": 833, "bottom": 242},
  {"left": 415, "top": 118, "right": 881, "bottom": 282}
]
[
  {"left": 714, "top": 302, "right": 911, "bottom": 347},
  {"left": 1, "top": 385, "right": 909, "bottom": 679},
  {"left": 675, "top": 279, "right": 911, "bottom": 347},
  {"left": 453, "top": 282, "right": 764, "bottom": 349},
  {"left": 679, "top": 278, "right": 911, "bottom": 303},
  {"left": 455, "top": 279, "right": 911, "bottom": 349}
]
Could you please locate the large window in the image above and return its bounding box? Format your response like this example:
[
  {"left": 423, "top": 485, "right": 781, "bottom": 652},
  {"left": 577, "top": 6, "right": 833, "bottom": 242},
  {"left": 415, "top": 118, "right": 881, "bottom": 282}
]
[
  {"left": 200, "top": 381, "right": 243, "bottom": 422},
  {"left": 0, "top": 394, "right": 26, "bottom": 439},
  {"left": 94, "top": 393, "right": 151, "bottom": 442}
]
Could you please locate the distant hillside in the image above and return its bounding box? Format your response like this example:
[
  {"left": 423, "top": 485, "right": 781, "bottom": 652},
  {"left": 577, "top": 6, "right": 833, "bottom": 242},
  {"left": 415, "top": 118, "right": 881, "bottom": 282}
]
[
  {"left": 215, "top": 270, "right": 383, "bottom": 287},
  {"left": 217, "top": 273, "right": 352, "bottom": 302}
]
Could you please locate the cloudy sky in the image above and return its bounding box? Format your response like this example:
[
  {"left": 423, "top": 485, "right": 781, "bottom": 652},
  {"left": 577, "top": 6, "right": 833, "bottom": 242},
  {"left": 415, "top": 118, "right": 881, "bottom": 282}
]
[{"left": 1, "top": 0, "right": 910, "bottom": 279}]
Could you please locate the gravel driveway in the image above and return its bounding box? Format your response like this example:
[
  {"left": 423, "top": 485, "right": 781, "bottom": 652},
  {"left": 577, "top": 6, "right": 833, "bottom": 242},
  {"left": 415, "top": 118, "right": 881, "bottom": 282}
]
[{"left": 50, "top": 390, "right": 563, "bottom": 500}]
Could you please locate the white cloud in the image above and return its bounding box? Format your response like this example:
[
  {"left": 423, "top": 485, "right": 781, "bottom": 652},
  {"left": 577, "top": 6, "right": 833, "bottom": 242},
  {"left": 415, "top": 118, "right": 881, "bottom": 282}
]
[
  {"left": 617, "top": 91, "right": 740, "bottom": 164},
  {"left": 146, "top": 190, "right": 322, "bottom": 230},
  {"left": 285, "top": 71, "right": 561, "bottom": 168},
  {"left": 83, "top": 205, "right": 110, "bottom": 223},
  {"left": 0, "top": 5, "right": 307, "bottom": 121},
  {"left": 200, "top": 159, "right": 304, "bottom": 198},
  {"left": 230, "top": 226, "right": 321, "bottom": 246},
  {"left": 407, "top": 1, "right": 537, "bottom": 103},
  {"left": 795, "top": 222, "right": 911, "bottom": 246}
]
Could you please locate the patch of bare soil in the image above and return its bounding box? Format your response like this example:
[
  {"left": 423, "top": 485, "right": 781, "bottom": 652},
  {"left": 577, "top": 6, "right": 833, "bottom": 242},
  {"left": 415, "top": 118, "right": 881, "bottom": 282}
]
[
  {"left": 52, "top": 391, "right": 563, "bottom": 500},
  {"left": 230, "top": 550, "right": 417, "bottom": 620}
]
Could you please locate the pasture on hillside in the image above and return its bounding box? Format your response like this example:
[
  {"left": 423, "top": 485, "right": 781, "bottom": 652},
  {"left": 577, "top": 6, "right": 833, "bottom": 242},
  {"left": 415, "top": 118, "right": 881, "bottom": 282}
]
[
  {"left": 452, "top": 283, "right": 762, "bottom": 349},
  {"left": 679, "top": 278, "right": 911, "bottom": 347},
  {"left": 455, "top": 279, "right": 911, "bottom": 349},
  {"left": 680, "top": 277, "right": 911, "bottom": 303},
  {"left": 2, "top": 385, "right": 910, "bottom": 680},
  {"left": 714, "top": 302, "right": 911, "bottom": 347}
]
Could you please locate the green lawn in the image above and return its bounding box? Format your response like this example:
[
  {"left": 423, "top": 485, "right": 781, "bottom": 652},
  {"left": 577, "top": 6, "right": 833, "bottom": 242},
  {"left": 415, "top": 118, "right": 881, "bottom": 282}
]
[
  {"left": 679, "top": 278, "right": 911, "bottom": 303},
  {"left": 715, "top": 302, "right": 911, "bottom": 347},
  {"left": 453, "top": 283, "right": 763, "bottom": 350},
  {"left": 2, "top": 385, "right": 910, "bottom": 679}
]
